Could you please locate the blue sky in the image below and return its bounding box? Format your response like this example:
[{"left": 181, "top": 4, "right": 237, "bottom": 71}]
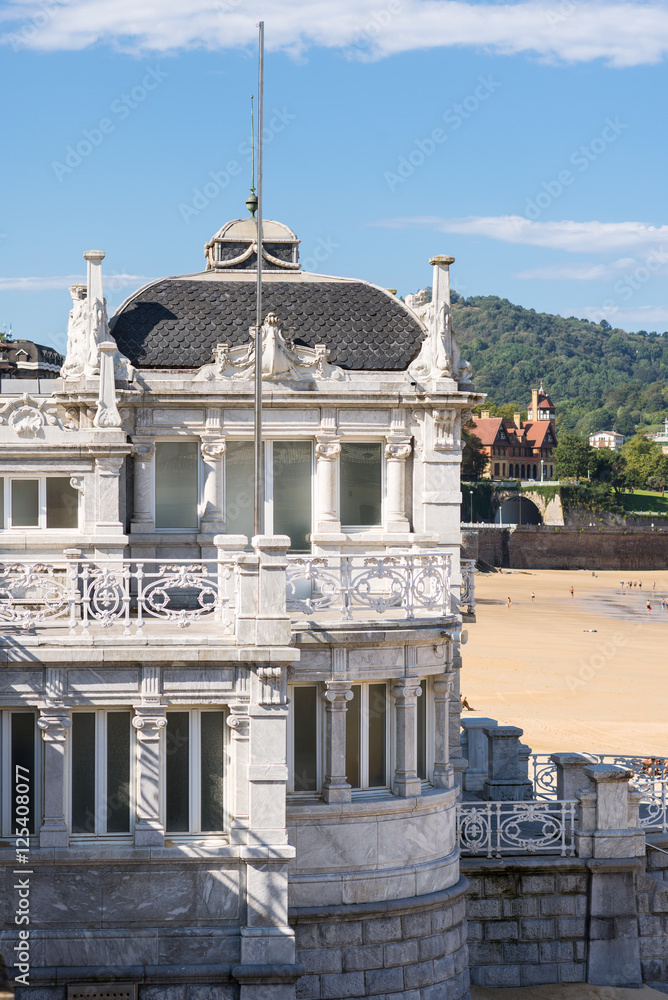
[{"left": 1, "top": 0, "right": 668, "bottom": 354}]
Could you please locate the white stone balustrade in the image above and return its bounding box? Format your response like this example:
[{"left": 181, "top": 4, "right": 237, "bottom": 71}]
[{"left": 460, "top": 716, "right": 498, "bottom": 793}]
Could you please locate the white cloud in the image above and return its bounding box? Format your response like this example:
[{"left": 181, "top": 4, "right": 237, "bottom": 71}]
[
  {"left": 0, "top": 274, "right": 146, "bottom": 291},
  {"left": 515, "top": 258, "right": 641, "bottom": 280},
  {"left": 3, "top": 0, "right": 668, "bottom": 66},
  {"left": 380, "top": 215, "right": 668, "bottom": 254},
  {"left": 571, "top": 304, "right": 668, "bottom": 328}
]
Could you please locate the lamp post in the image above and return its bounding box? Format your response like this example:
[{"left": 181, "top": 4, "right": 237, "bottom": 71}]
[{"left": 469, "top": 489, "right": 474, "bottom": 524}]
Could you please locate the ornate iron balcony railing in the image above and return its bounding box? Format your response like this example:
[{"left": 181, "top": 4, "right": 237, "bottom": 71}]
[
  {"left": 286, "top": 552, "right": 453, "bottom": 621},
  {"left": 458, "top": 799, "right": 576, "bottom": 858},
  {"left": 0, "top": 559, "right": 235, "bottom": 635}
]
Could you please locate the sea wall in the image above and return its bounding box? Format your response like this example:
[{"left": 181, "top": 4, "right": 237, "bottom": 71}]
[{"left": 463, "top": 526, "right": 668, "bottom": 570}]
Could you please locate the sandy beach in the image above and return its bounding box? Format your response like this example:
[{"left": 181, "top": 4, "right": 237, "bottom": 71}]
[{"left": 461, "top": 568, "right": 668, "bottom": 756}]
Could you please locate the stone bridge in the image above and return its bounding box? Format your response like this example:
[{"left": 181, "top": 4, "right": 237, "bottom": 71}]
[{"left": 491, "top": 488, "right": 564, "bottom": 526}]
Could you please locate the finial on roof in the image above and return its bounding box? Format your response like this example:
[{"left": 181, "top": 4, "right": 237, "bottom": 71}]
[
  {"left": 246, "top": 188, "right": 258, "bottom": 217},
  {"left": 246, "top": 94, "right": 258, "bottom": 217}
]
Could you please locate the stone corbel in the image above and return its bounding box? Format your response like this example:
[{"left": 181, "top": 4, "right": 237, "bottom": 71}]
[
  {"left": 433, "top": 408, "right": 457, "bottom": 451},
  {"left": 69, "top": 475, "right": 85, "bottom": 494}
]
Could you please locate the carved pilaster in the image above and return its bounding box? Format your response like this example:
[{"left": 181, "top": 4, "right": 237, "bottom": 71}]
[
  {"left": 200, "top": 437, "right": 226, "bottom": 533},
  {"left": 315, "top": 437, "right": 341, "bottom": 531},
  {"left": 433, "top": 671, "right": 455, "bottom": 789},
  {"left": 227, "top": 704, "right": 251, "bottom": 844},
  {"left": 38, "top": 709, "right": 71, "bottom": 847},
  {"left": 391, "top": 679, "right": 422, "bottom": 797},
  {"left": 132, "top": 708, "right": 167, "bottom": 846},
  {"left": 385, "top": 439, "right": 412, "bottom": 531},
  {"left": 256, "top": 666, "right": 284, "bottom": 706},
  {"left": 130, "top": 439, "right": 155, "bottom": 532},
  {"left": 322, "top": 681, "right": 353, "bottom": 803}
]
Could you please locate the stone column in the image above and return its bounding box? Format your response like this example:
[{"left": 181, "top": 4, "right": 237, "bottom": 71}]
[
  {"left": 130, "top": 440, "right": 155, "bottom": 533},
  {"left": 578, "top": 764, "right": 645, "bottom": 859},
  {"left": 132, "top": 707, "right": 167, "bottom": 846},
  {"left": 432, "top": 671, "right": 455, "bottom": 789},
  {"left": 460, "top": 716, "right": 498, "bottom": 793},
  {"left": 227, "top": 703, "right": 251, "bottom": 844},
  {"left": 392, "top": 679, "right": 422, "bottom": 797},
  {"left": 37, "top": 709, "right": 71, "bottom": 848},
  {"left": 449, "top": 643, "right": 467, "bottom": 784},
  {"left": 200, "top": 438, "right": 226, "bottom": 535},
  {"left": 483, "top": 726, "right": 533, "bottom": 801},
  {"left": 322, "top": 681, "right": 353, "bottom": 803},
  {"left": 315, "top": 438, "right": 341, "bottom": 532},
  {"left": 384, "top": 441, "right": 412, "bottom": 532}
]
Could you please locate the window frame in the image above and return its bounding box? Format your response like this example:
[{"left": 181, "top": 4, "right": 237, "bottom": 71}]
[
  {"left": 0, "top": 476, "right": 80, "bottom": 531},
  {"left": 346, "top": 681, "right": 391, "bottom": 794},
  {"left": 153, "top": 437, "right": 202, "bottom": 533},
  {"left": 0, "top": 710, "right": 41, "bottom": 839},
  {"left": 68, "top": 708, "right": 136, "bottom": 841},
  {"left": 338, "top": 440, "right": 385, "bottom": 531},
  {"left": 287, "top": 683, "right": 323, "bottom": 796},
  {"left": 162, "top": 707, "right": 230, "bottom": 839},
  {"left": 225, "top": 438, "right": 316, "bottom": 550}
]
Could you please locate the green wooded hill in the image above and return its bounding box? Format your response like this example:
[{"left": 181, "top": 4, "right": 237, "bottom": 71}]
[{"left": 450, "top": 292, "right": 668, "bottom": 436}]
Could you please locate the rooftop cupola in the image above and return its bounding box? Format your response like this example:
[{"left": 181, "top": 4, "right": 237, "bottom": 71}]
[{"left": 204, "top": 215, "right": 301, "bottom": 272}]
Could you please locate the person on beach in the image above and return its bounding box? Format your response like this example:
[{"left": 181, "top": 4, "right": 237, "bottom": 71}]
[
  {"left": 506, "top": 597, "right": 511, "bottom": 609},
  {"left": 531, "top": 592, "right": 535, "bottom": 603},
  {"left": 570, "top": 586, "right": 574, "bottom": 598},
  {"left": 646, "top": 600, "right": 652, "bottom": 613}
]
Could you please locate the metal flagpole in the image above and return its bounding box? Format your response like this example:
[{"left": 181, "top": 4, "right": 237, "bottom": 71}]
[{"left": 253, "top": 21, "right": 264, "bottom": 538}]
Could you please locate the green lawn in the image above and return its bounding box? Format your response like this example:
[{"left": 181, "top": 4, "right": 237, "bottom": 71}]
[{"left": 617, "top": 490, "right": 668, "bottom": 515}]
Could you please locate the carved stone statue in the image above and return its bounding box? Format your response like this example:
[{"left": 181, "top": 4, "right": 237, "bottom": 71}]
[{"left": 60, "top": 284, "right": 88, "bottom": 379}]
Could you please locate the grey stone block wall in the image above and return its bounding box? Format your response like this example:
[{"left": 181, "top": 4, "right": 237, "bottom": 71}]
[
  {"left": 462, "top": 858, "right": 589, "bottom": 988},
  {"left": 637, "top": 844, "right": 668, "bottom": 992},
  {"left": 291, "top": 879, "right": 469, "bottom": 1000}
]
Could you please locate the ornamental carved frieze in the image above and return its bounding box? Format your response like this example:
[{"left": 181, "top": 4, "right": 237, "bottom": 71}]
[{"left": 0, "top": 394, "right": 66, "bottom": 438}]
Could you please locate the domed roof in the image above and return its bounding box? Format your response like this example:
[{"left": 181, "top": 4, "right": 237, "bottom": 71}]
[{"left": 110, "top": 217, "right": 426, "bottom": 372}]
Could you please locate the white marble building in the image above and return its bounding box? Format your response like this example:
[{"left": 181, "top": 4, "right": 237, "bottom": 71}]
[{"left": 0, "top": 215, "right": 481, "bottom": 1000}]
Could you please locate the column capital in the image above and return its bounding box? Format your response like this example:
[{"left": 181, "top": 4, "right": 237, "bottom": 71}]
[
  {"left": 201, "top": 438, "right": 226, "bottom": 460},
  {"left": 38, "top": 710, "right": 71, "bottom": 743},
  {"left": 316, "top": 438, "right": 341, "bottom": 461},
  {"left": 131, "top": 439, "right": 155, "bottom": 460},
  {"left": 132, "top": 707, "right": 167, "bottom": 742},
  {"left": 323, "top": 680, "right": 354, "bottom": 707},
  {"left": 385, "top": 440, "right": 412, "bottom": 461},
  {"left": 433, "top": 671, "right": 455, "bottom": 698},
  {"left": 391, "top": 679, "right": 422, "bottom": 702}
]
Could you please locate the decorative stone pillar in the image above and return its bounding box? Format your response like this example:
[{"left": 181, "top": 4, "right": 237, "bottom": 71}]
[
  {"left": 227, "top": 703, "right": 251, "bottom": 844},
  {"left": 460, "top": 716, "right": 498, "bottom": 793},
  {"left": 551, "top": 751, "right": 598, "bottom": 801},
  {"left": 132, "top": 707, "right": 167, "bottom": 846},
  {"left": 384, "top": 440, "right": 412, "bottom": 532},
  {"left": 449, "top": 642, "right": 467, "bottom": 784},
  {"left": 93, "top": 341, "right": 122, "bottom": 428},
  {"left": 95, "top": 455, "right": 124, "bottom": 533},
  {"left": 432, "top": 671, "right": 455, "bottom": 789},
  {"left": 130, "top": 440, "right": 155, "bottom": 533},
  {"left": 578, "top": 764, "right": 645, "bottom": 860},
  {"left": 200, "top": 438, "right": 226, "bottom": 534},
  {"left": 315, "top": 438, "right": 341, "bottom": 532},
  {"left": 322, "top": 681, "right": 353, "bottom": 803},
  {"left": 392, "top": 679, "right": 422, "bottom": 797},
  {"left": 483, "top": 726, "right": 533, "bottom": 801},
  {"left": 253, "top": 534, "right": 292, "bottom": 647},
  {"left": 38, "top": 709, "right": 71, "bottom": 848}
]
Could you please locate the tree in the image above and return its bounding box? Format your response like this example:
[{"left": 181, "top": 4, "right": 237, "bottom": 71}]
[
  {"left": 590, "top": 448, "right": 627, "bottom": 494},
  {"left": 555, "top": 434, "right": 593, "bottom": 482},
  {"left": 621, "top": 434, "right": 667, "bottom": 489},
  {"left": 461, "top": 428, "right": 488, "bottom": 481}
]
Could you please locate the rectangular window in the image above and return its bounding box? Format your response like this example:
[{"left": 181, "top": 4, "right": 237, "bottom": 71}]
[
  {"left": 417, "top": 680, "right": 427, "bottom": 781},
  {"left": 291, "top": 686, "right": 319, "bottom": 793},
  {"left": 12, "top": 480, "right": 39, "bottom": 527},
  {"left": 346, "top": 683, "right": 388, "bottom": 790},
  {"left": 340, "top": 443, "right": 382, "bottom": 527},
  {"left": 1, "top": 478, "right": 79, "bottom": 531},
  {"left": 155, "top": 441, "right": 199, "bottom": 529},
  {"left": 46, "top": 477, "right": 79, "bottom": 529},
  {"left": 225, "top": 441, "right": 254, "bottom": 541},
  {"left": 1, "top": 712, "right": 39, "bottom": 837},
  {"left": 71, "top": 710, "right": 132, "bottom": 836},
  {"left": 165, "top": 710, "right": 225, "bottom": 834},
  {"left": 225, "top": 441, "right": 313, "bottom": 551},
  {"left": 272, "top": 442, "right": 312, "bottom": 552}
]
